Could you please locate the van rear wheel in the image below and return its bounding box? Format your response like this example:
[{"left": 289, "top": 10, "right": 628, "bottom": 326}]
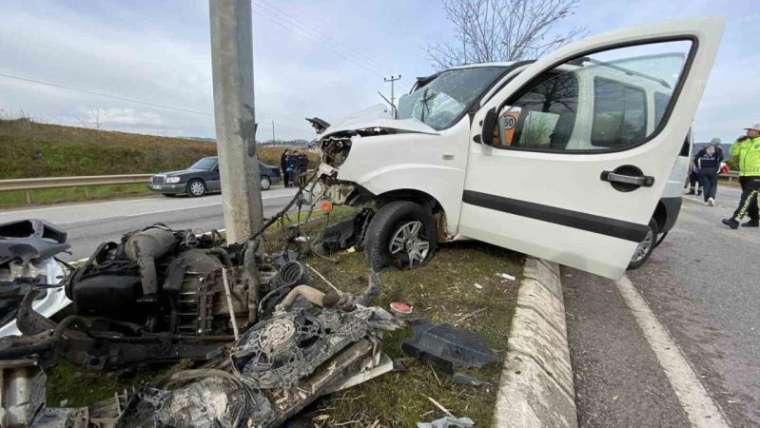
[
  {"left": 628, "top": 218, "right": 659, "bottom": 270},
  {"left": 366, "top": 201, "right": 436, "bottom": 271}
]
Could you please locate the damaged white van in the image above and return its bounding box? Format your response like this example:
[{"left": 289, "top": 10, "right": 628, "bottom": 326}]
[{"left": 314, "top": 18, "right": 723, "bottom": 280}]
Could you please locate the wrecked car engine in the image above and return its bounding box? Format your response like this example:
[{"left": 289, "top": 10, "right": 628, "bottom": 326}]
[{"left": 0, "top": 215, "right": 400, "bottom": 427}]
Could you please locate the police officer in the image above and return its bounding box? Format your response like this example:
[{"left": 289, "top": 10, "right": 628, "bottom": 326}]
[{"left": 722, "top": 123, "right": 760, "bottom": 229}]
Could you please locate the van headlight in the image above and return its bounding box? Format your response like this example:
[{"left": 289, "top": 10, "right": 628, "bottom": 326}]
[{"left": 165, "top": 177, "right": 180, "bottom": 184}]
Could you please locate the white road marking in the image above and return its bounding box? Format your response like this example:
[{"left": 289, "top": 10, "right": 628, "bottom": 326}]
[
  {"left": 616, "top": 275, "right": 730, "bottom": 428},
  {"left": 123, "top": 202, "right": 222, "bottom": 217}
]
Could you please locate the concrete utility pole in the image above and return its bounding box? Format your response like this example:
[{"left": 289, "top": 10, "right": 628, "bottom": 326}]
[
  {"left": 272, "top": 120, "right": 275, "bottom": 144},
  {"left": 209, "top": 0, "right": 263, "bottom": 243},
  {"left": 384, "top": 74, "right": 401, "bottom": 118}
]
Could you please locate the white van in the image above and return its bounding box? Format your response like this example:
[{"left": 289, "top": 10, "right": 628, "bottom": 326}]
[{"left": 315, "top": 18, "right": 723, "bottom": 280}]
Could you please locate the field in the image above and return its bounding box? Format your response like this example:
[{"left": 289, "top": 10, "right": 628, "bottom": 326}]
[{"left": 0, "top": 118, "right": 317, "bottom": 207}]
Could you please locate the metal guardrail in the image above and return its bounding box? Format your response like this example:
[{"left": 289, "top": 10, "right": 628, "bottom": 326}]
[
  {"left": 720, "top": 171, "right": 740, "bottom": 183},
  {"left": 0, "top": 174, "right": 152, "bottom": 191},
  {"left": 0, "top": 174, "right": 152, "bottom": 204}
]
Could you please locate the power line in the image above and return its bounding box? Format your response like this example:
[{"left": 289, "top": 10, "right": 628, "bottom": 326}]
[
  {"left": 0, "top": 70, "right": 212, "bottom": 116},
  {"left": 252, "top": 0, "right": 386, "bottom": 78},
  {"left": 0, "top": 70, "right": 309, "bottom": 134},
  {"left": 254, "top": 0, "right": 387, "bottom": 71}
]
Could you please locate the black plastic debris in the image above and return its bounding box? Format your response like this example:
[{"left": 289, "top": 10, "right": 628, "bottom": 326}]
[
  {"left": 321, "top": 208, "right": 373, "bottom": 253},
  {"left": 401, "top": 320, "right": 497, "bottom": 372},
  {"left": 0, "top": 219, "right": 69, "bottom": 265}
]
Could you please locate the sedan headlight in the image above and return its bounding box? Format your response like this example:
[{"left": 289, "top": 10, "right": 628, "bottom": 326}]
[{"left": 165, "top": 177, "right": 181, "bottom": 184}]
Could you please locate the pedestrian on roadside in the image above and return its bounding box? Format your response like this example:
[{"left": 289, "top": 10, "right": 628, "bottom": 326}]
[
  {"left": 722, "top": 123, "right": 760, "bottom": 229},
  {"left": 685, "top": 160, "right": 702, "bottom": 196},
  {"left": 280, "top": 149, "right": 290, "bottom": 188},
  {"left": 695, "top": 142, "right": 723, "bottom": 206}
]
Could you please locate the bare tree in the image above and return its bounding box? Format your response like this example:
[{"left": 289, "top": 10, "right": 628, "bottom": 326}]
[{"left": 428, "top": 0, "right": 583, "bottom": 69}]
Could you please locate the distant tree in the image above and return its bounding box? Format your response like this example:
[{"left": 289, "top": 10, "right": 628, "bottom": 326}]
[{"left": 427, "top": 0, "right": 583, "bottom": 70}]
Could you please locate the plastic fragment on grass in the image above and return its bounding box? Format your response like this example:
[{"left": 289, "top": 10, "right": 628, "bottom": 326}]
[
  {"left": 416, "top": 416, "right": 475, "bottom": 428},
  {"left": 401, "top": 320, "right": 497, "bottom": 372},
  {"left": 390, "top": 301, "right": 414, "bottom": 315}
]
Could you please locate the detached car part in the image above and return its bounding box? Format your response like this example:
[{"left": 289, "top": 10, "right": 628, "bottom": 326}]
[
  {"left": 0, "top": 219, "right": 70, "bottom": 338},
  {"left": 401, "top": 320, "right": 496, "bottom": 372}
]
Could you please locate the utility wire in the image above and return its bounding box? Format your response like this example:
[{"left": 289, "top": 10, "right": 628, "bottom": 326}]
[
  {"left": 252, "top": 0, "right": 386, "bottom": 78},
  {"left": 0, "top": 70, "right": 307, "bottom": 134},
  {"left": 0, "top": 70, "right": 211, "bottom": 116},
  {"left": 254, "top": 0, "right": 386, "bottom": 70}
]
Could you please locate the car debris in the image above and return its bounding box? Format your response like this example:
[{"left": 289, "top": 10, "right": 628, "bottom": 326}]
[
  {"left": 416, "top": 415, "right": 475, "bottom": 428},
  {"left": 0, "top": 177, "right": 406, "bottom": 427},
  {"left": 0, "top": 219, "right": 71, "bottom": 338},
  {"left": 401, "top": 320, "right": 496, "bottom": 373}
]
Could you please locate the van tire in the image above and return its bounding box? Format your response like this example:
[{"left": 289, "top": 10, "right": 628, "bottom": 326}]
[
  {"left": 627, "top": 218, "right": 659, "bottom": 270},
  {"left": 365, "top": 201, "right": 437, "bottom": 271}
]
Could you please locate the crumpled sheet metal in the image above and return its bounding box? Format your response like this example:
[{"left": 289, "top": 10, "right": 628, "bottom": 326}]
[
  {"left": 115, "top": 306, "right": 399, "bottom": 428},
  {"left": 118, "top": 376, "right": 273, "bottom": 428},
  {"left": 230, "top": 306, "right": 396, "bottom": 390}
]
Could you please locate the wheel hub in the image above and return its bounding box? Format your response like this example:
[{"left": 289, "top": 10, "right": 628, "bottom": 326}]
[{"left": 389, "top": 220, "right": 430, "bottom": 268}]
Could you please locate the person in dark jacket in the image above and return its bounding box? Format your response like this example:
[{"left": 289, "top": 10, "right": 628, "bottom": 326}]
[
  {"left": 695, "top": 143, "right": 723, "bottom": 206},
  {"left": 280, "top": 149, "right": 290, "bottom": 188}
]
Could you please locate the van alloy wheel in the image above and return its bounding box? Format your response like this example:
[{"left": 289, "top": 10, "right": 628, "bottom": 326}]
[
  {"left": 388, "top": 220, "right": 430, "bottom": 268},
  {"left": 631, "top": 228, "right": 654, "bottom": 264}
]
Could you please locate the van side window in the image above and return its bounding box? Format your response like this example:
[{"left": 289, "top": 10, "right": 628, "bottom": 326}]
[
  {"left": 494, "top": 40, "right": 692, "bottom": 153},
  {"left": 654, "top": 92, "right": 670, "bottom": 126},
  {"left": 500, "top": 72, "right": 578, "bottom": 150},
  {"left": 591, "top": 77, "right": 647, "bottom": 147}
]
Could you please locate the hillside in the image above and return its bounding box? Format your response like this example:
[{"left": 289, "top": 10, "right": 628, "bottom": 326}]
[{"left": 0, "top": 118, "right": 304, "bottom": 179}]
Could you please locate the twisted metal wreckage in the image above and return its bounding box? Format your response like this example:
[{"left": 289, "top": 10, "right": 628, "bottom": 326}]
[{"left": 0, "top": 177, "right": 403, "bottom": 428}]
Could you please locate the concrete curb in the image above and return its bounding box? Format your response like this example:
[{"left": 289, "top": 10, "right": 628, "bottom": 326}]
[{"left": 494, "top": 257, "right": 577, "bottom": 428}]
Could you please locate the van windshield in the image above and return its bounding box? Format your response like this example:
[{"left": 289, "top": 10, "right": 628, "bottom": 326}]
[{"left": 397, "top": 67, "right": 506, "bottom": 130}]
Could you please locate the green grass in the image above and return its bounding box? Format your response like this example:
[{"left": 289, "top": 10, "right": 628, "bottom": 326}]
[
  {"left": 44, "top": 207, "right": 522, "bottom": 426},
  {"left": 0, "top": 183, "right": 155, "bottom": 209},
  {"left": 0, "top": 118, "right": 318, "bottom": 180},
  {"left": 303, "top": 241, "right": 522, "bottom": 427}
]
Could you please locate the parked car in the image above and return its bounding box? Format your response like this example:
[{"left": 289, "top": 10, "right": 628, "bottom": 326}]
[
  {"left": 314, "top": 18, "right": 723, "bottom": 280},
  {"left": 149, "top": 156, "right": 281, "bottom": 196}
]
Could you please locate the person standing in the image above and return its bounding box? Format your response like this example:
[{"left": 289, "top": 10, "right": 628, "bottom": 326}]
[
  {"left": 685, "top": 159, "right": 702, "bottom": 196},
  {"left": 280, "top": 149, "right": 290, "bottom": 188},
  {"left": 695, "top": 142, "right": 722, "bottom": 206},
  {"left": 722, "top": 124, "right": 760, "bottom": 229}
]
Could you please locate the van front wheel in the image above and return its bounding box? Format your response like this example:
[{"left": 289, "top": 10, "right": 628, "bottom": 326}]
[{"left": 366, "top": 201, "right": 436, "bottom": 271}]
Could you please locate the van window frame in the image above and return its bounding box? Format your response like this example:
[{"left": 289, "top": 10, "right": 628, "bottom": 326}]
[
  {"left": 590, "top": 76, "right": 648, "bottom": 148},
  {"left": 487, "top": 36, "right": 698, "bottom": 155}
]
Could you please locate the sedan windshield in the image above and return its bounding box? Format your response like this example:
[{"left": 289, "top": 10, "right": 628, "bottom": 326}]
[
  {"left": 397, "top": 67, "right": 507, "bottom": 130},
  {"left": 190, "top": 157, "right": 217, "bottom": 170}
]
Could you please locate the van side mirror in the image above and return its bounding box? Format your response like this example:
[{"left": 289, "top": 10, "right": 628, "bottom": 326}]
[{"left": 481, "top": 108, "right": 498, "bottom": 146}]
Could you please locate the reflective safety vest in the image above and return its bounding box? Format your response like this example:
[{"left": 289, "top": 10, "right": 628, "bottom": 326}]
[{"left": 731, "top": 136, "right": 760, "bottom": 177}]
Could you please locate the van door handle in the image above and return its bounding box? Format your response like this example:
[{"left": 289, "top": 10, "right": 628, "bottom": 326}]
[{"left": 601, "top": 171, "right": 655, "bottom": 187}]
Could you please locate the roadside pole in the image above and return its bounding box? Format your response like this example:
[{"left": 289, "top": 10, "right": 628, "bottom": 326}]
[{"left": 209, "top": 0, "right": 263, "bottom": 244}]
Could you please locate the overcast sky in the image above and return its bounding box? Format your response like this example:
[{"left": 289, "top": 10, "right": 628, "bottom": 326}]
[{"left": 0, "top": 0, "right": 757, "bottom": 143}]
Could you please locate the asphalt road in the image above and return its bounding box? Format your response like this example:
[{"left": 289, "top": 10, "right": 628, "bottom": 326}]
[
  {"left": 564, "top": 184, "right": 760, "bottom": 427},
  {"left": 0, "top": 187, "right": 298, "bottom": 260}
]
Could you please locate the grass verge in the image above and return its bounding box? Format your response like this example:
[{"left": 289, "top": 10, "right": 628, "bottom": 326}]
[{"left": 45, "top": 207, "right": 522, "bottom": 426}]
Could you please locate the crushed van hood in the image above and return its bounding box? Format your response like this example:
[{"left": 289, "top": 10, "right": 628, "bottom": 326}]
[{"left": 321, "top": 104, "right": 438, "bottom": 137}]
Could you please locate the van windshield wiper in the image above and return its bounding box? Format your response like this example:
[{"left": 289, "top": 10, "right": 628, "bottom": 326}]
[{"left": 420, "top": 88, "right": 435, "bottom": 123}]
